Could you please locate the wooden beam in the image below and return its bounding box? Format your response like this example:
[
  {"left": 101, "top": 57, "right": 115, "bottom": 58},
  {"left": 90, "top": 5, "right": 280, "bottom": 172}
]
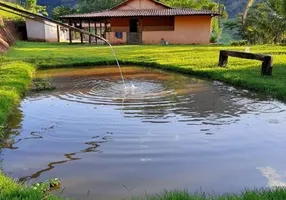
[
  {"left": 218, "top": 50, "right": 273, "bottom": 76},
  {"left": 220, "top": 50, "right": 268, "bottom": 61},
  {"left": 88, "top": 19, "right": 91, "bottom": 44}
]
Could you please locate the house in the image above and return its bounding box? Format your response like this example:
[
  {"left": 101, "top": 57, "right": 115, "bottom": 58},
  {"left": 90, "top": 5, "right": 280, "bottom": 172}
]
[
  {"left": 26, "top": 18, "right": 69, "bottom": 42},
  {"left": 61, "top": 0, "right": 218, "bottom": 45}
]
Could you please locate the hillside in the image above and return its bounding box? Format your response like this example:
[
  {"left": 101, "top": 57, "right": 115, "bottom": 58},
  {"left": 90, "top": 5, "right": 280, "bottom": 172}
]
[
  {"left": 225, "top": 0, "right": 248, "bottom": 18},
  {"left": 37, "top": 0, "right": 76, "bottom": 13}
]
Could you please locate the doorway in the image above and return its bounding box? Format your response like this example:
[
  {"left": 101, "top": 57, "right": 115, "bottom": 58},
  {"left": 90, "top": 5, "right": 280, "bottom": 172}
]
[{"left": 129, "top": 19, "right": 138, "bottom": 33}]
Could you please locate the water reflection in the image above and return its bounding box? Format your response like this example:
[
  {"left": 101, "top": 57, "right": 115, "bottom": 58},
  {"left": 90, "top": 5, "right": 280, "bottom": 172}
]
[
  {"left": 29, "top": 66, "right": 270, "bottom": 124},
  {"left": 18, "top": 133, "right": 109, "bottom": 182},
  {"left": 2, "top": 66, "right": 286, "bottom": 200},
  {"left": 257, "top": 167, "right": 286, "bottom": 188}
]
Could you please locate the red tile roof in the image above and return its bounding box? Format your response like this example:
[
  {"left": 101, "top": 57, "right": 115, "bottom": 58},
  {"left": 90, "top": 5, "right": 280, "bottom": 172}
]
[{"left": 61, "top": 8, "right": 218, "bottom": 19}]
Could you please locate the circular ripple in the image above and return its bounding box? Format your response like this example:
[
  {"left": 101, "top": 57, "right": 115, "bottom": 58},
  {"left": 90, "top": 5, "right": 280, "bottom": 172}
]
[{"left": 54, "top": 78, "right": 178, "bottom": 106}]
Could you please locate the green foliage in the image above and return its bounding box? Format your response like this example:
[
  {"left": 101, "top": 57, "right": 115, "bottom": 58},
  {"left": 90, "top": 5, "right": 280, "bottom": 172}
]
[
  {"left": 0, "top": 0, "right": 26, "bottom": 21},
  {"left": 0, "top": 172, "right": 63, "bottom": 200},
  {"left": 24, "top": 0, "right": 48, "bottom": 16},
  {"left": 0, "top": 61, "right": 35, "bottom": 126},
  {"left": 226, "top": 0, "right": 286, "bottom": 44},
  {"left": 77, "top": 0, "right": 122, "bottom": 13},
  {"left": 31, "top": 78, "right": 55, "bottom": 91},
  {"left": 31, "top": 178, "right": 61, "bottom": 192},
  {"left": 135, "top": 189, "right": 286, "bottom": 200},
  {"left": 230, "top": 40, "right": 248, "bottom": 46},
  {"left": 52, "top": 6, "right": 77, "bottom": 20}
]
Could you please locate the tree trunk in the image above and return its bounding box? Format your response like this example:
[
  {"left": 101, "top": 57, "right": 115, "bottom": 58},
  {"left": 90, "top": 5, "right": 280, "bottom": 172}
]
[{"left": 242, "top": 0, "right": 255, "bottom": 25}]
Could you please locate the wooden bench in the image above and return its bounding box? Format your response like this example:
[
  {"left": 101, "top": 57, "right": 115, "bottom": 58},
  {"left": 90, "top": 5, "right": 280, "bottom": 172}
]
[{"left": 218, "top": 50, "right": 273, "bottom": 76}]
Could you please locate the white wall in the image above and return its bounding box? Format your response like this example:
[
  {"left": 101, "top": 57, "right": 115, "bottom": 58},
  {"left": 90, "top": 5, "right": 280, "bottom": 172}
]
[
  {"left": 26, "top": 19, "right": 45, "bottom": 41},
  {"left": 44, "top": 21, "right": 58, "bottom": 42},
  {"left": 26, "top": 19, "right": 68, "bottom": 42}
]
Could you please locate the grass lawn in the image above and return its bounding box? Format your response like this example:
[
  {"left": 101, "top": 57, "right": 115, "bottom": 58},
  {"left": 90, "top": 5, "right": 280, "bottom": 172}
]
[
  {"left": 2, "top": 41, "right": 286, "bottom": 101},
  {"left": 0, "top": 61, "right": 35, "bottom": 128},
  {"left": 1, "top": 41, "right": 286, "bottom": 199},
  {"left": 0, "top": 0, "right": 25, "bottom": 21}
]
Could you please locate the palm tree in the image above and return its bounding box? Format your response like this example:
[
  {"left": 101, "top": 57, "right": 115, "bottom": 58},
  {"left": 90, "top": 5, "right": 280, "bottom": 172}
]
[{"left": 242, "top": 0, "right": 255, "bottom": 25}]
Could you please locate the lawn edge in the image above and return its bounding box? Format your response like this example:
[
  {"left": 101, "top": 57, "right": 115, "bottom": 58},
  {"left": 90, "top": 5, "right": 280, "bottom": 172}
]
[{"left": 37, "top": 60, "right": 285, "bottom": 101}]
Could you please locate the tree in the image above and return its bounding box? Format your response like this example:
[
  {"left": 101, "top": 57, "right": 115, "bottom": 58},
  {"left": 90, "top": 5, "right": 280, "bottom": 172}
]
[
  {"left": 52, "top": 6, "right": 77, "bottom": 20},
  {"left": 225, "top": 0, "right": 286, "bottom": 44},
  {"left": 242, "top": 0, "right": 255, "bottom": 25},
  {"left": 25, "top": 0, "right": 48, "bottom": 16},
  {"left": 77, "top": 0, "right": 123, "bottom": 13}
]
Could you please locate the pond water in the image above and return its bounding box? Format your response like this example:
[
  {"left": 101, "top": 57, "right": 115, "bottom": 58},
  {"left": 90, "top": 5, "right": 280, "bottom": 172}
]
[{"left": 2, "top": 66, "right": 286, "bottom": 200}]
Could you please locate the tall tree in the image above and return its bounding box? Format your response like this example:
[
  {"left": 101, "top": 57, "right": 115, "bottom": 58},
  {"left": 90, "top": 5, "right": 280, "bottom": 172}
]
[
  {"left": 52, "top": 6, "right": 77, "bottom": 20},
  {"left": 77, "top": 0, "right": 123, "bottom": 13},
  {"left": 242, "top": 0, "right": 255, "bottom": 25},
  {"left": 225, "top": 0, "right": 286, "bottom": 44},
  {"left": 25, "top": 0, "right": 48, "bottom": 15}
]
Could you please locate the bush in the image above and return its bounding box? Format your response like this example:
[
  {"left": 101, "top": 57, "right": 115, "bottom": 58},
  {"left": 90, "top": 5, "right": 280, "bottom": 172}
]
[{"left": 231, "top": 40, "right": 248, "bottom": 46}]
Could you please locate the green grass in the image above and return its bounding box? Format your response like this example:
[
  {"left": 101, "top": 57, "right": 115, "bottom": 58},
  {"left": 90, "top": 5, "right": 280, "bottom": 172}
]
[
  {"left": 3, "top": 41, "right": 286, "bottom": 100},
  {"left": 136, "top": 189, "right": 286, "bottom": 200},
  {"left": 0, "top": 61, "right": 35, "bottom": 127},
  {"left": 0, "top": 172, "right": 63, "bottom": 200},
  {"left": 0, "top": 0, "right": 25, "bottom": 21}
]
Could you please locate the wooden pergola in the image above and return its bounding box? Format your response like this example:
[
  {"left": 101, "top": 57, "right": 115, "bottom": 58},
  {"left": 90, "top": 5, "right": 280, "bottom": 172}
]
[{"left": 66, "top": 18, "right": 109, "bottom": 44}]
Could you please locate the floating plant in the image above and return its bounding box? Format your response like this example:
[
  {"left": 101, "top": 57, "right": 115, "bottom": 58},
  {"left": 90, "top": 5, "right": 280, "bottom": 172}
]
[
  {"left": 31, "top": 78, "right": 55, "bottom": 92},
  {"left": 31, "top": 178, "right": 61, "bottom": 192}
]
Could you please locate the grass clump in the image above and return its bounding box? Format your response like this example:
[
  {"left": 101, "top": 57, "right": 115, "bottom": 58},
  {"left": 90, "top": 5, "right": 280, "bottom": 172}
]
[
  {"left": 0, "top": 61, "right": 35, "bottom": 127},
  {"left": 0, "top": 172, "right": 63, "bottom": 200},
  {"left": 136, "top": 189, "right": 286, "bottom": 200},
  {"left": 5, "top": 41, "right": 286, "bottom": 100},
  {"left": 31, "top": 78, "right": 55, "bottom": 91}
]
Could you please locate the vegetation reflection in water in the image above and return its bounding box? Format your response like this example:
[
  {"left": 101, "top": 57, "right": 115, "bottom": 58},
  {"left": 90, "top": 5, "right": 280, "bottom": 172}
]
[{"left": 2, "top": 66, "right": 286, "bottom": 200}]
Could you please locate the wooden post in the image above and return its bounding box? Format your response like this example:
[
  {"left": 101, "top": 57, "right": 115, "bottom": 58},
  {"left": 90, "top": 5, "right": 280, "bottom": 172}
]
[
  {"left": 80, "top": 20, "right": 83, "bottom": 44},
  {"left": 140, "top": 17, "right": 143, "bottom": 44},
  {"left": 56, "top": 25, "right": 60, "bottom": 43},
  {"left": 100, "top": 22, "right": 102, "bottom": 38},
  {"left": 261, "top": 56, "right": 273, "bottom": 76},
  {"left": 68, "top": 20, "right": 72, "bottom": 44},
  {"left": 104, "top": 19, "right": 107, "bottom": 39},
  {"left": 95, "top": 22, "right": 98, "bottom": 44},
  {"left": 88, "top": 19, "right": 91, "bottom": 44},
  {"left": 218, "top": 51, "right": 228, "bottom": 67}
]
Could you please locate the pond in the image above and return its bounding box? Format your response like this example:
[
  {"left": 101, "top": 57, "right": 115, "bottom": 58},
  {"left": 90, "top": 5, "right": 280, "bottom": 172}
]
[{"left": 2, "top": 66, "right": 286, "bottom": 200}]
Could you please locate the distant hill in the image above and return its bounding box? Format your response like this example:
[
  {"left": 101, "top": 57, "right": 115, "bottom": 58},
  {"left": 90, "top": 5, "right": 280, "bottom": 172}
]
[
  {"left": 224, "top": 0, "right": 248, "bottom": 18},
  {"left": 37, "top": 0, "right": 76, "bottom": 13}
]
